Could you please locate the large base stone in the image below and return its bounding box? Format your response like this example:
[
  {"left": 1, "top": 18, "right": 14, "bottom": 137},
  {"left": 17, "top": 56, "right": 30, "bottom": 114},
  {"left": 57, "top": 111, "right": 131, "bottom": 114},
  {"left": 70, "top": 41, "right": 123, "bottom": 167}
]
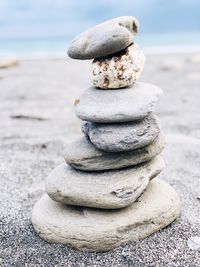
[{"left": 32, "top": 179, "right": 180, "bottom": 252}]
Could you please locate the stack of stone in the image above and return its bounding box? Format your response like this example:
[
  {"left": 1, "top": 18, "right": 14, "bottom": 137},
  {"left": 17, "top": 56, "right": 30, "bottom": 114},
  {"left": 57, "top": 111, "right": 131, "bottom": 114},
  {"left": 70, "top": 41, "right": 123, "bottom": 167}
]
[{"left": 32, "top": 17, "right": 180, "bottom": 252}]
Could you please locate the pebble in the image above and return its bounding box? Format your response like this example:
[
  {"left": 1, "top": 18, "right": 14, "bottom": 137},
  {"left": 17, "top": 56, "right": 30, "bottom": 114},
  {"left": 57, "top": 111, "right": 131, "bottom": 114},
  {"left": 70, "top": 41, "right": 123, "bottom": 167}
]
[
  {"left": 74, "top": 82, "right": 163, "bottom": 123},
  {"left": 160, "top": 59, "right": 183, "bottom": 71},
  {"left": 67, "top": 16, "right": 139, "bottom": 60},
  {"left": 82, "top": 114, "right": 160, "bottom": 152},
  {"left": 64, "top": 133, "right": 165, "bottom": 171},
  {"left": 187, "top": 72, "right": 200, "bottom": 81},
  {"left": 187, "top": 236, "right": 200, "bottom": 250},
  {"left": 32, "top": 179, "right": 180, "bottom": 252},
  {"left": 92, "top": 43, "right": 145, "bottom": 89},
  {"left": 46, "top": 156, "right": 164, "bottom": 209},
  {"left": 188, "top": 54, "right": 200, "bottom": 64},
  {"left": 0, "top": 57, "right": 19, "bottom": 68}
]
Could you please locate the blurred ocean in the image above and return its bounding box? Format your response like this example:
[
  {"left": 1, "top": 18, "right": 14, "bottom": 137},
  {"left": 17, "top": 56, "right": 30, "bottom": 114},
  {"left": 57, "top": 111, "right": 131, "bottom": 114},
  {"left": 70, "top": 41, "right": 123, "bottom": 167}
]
[{"left": 0, "top": 0, "right": 200, "bottom": 57}]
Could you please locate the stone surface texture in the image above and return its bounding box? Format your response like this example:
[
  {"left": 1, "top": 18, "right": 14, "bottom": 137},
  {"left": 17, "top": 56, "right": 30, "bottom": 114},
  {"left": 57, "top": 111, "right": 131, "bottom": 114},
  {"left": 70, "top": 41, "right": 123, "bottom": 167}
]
[
  {"left": 92, "top": 43, "right": 145, "bottom": 89},
  {"left": 32, "top": 179, "right": 180, "bottom": 252},
  {"left": 75, "top": 82, "right": 163, "bottom": 123},
  {"left": 64, "top": 133, "right": 165, "bottom": 171},
  {"left": 1, "top": 55, "right": 200, "bottom": 266},
  {"left": 46, "top": 156, "right": 164, "bottom": 209},
  {"left": 67, "top": 16, "right": 139, "bottom": 60},
  {"left": 82, "top": 114, "right": 160, "bottom": 152}
]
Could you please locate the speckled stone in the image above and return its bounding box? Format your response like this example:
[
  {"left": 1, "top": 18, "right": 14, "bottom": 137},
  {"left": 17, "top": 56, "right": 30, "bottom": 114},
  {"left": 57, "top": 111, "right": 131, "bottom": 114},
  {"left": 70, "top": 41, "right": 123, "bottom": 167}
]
[
  {"left": 82, "top": 115, "right": 160, "bottom": 152},
  {"left": 74, "top": 82, "right": 163, "bottom": 123},
  {"left": 67, "top": 16, "right": 139, "bottom": 60},
  {"left": 32, "top": 179, "right": 180, "bottom": 252},
  {"left": 92, "top": 43, "right": 145, "bottom": 89},
  {"left": 64, "top": 133, "right": 165, "bottom": 171}
]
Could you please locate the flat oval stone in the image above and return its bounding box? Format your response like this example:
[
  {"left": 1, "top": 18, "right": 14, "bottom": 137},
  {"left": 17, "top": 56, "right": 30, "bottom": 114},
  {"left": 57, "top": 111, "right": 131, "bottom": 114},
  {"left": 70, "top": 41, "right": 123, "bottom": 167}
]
[
  {"left": 74, "top": 82, "right": 163, "bottom": 123},
  {"left": 67, "top": 16, "right": 139, "bottom": 60},
  {"left": 64, "top": 133, "right": 165, "bottom": 171},
  {"left": 46, "top": 156, "right": 164, "bottom": 209},
  {"left": 32, "top": 179, "right": 180, "bottom": 252},
  {"left": 92, "top": 43, "right": 145, "bottom": 89},
  {"left": 82, "top": 115, "right": 160, "bottom": 152}
]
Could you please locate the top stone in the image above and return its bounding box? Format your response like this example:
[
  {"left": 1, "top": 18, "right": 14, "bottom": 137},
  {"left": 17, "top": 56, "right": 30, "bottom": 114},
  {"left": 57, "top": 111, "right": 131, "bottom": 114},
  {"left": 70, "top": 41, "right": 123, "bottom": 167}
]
[{"left": 67, "top": 16, "right": 139, "bottom": 60}]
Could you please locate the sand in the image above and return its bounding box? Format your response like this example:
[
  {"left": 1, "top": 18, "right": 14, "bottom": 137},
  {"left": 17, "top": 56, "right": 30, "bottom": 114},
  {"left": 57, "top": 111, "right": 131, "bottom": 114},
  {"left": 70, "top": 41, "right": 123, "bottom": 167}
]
[{"left": 0, "top": 52, "right": 200, "bottom": 266}]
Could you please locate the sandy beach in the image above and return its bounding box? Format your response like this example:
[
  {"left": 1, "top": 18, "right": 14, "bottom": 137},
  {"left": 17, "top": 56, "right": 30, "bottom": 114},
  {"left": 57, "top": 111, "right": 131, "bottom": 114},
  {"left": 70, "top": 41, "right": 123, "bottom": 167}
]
[{"left": 0, "top": 52, "right": 200, "bottom": 266}]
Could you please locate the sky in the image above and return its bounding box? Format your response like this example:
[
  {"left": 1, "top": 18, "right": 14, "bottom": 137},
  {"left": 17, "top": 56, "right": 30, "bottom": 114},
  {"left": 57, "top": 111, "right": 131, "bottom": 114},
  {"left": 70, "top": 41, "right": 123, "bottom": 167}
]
[
  {"left": 0, "top": 0, "right": 199, "bottom": 55},
  {"left": 0, "top": 0, "right": 200, "bottom": 40}
]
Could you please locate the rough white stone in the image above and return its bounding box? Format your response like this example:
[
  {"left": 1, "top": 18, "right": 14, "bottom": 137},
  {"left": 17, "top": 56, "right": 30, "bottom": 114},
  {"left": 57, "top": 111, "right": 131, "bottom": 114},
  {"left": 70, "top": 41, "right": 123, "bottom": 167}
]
[
  {"left": 92, "top": 43, "right": 145, "bottom": 89},
  {"left": 32, "top": 179, "right": 181, "bottom": 252},
  {"left": 74, "top": 82, "right": 163, "bottom": 123}
]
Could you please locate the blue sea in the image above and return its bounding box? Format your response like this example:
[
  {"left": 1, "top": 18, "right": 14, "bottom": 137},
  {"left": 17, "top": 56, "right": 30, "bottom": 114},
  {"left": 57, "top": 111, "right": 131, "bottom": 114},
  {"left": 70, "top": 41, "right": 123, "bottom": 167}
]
[{"left": 0, "top": 0, "right": 200, "bottom": 57}]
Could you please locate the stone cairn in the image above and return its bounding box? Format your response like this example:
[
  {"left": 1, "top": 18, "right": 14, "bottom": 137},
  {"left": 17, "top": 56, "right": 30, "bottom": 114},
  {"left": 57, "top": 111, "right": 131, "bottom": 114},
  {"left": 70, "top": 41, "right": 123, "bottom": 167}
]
[{"left": 32, "top": 16, "right": 181, "bottom": 252}]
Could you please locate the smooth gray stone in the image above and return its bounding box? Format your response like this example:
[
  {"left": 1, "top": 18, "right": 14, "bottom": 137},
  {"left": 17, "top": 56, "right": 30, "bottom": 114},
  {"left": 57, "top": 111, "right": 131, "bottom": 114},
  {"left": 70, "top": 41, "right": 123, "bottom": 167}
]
[
  {"left": 46, "top": 156, "right": 164, "bottom": 209},
  {"left": 82, "top": 115, "right": 160, "bottom": 152},
  {"left": 67, "top": 16, "right": 139, "bottom": 60},
  {"left": 32, "top": 179, "right": 180, "bottom": 252},
  {"left": 74, "top": 82, "right": 163, "bottom": 123},
  {"left": 64, "top": 133, "right": 165, "bottom": 171}
]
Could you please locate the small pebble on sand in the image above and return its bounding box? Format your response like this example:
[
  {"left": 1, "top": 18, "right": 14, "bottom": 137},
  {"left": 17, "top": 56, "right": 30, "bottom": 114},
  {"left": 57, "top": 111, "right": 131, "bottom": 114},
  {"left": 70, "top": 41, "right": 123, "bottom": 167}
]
[
  {"left": 160, "top": 59, "right": 183, "bottom": 71},
  {"left": 0, "top": 57, "right": 19, "bottom": 68},
  {"left": 187, "top": 236, "right": 200, "bottom": 250},
  {"left": 188, "top": 54, "right": 200, "bottom": 64}
]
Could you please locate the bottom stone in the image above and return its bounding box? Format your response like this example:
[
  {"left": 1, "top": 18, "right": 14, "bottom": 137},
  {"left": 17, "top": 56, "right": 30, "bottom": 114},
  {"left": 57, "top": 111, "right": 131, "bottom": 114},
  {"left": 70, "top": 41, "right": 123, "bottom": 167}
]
[{"left": 32, "top": 179, "right": 180, "bottom": 252}]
